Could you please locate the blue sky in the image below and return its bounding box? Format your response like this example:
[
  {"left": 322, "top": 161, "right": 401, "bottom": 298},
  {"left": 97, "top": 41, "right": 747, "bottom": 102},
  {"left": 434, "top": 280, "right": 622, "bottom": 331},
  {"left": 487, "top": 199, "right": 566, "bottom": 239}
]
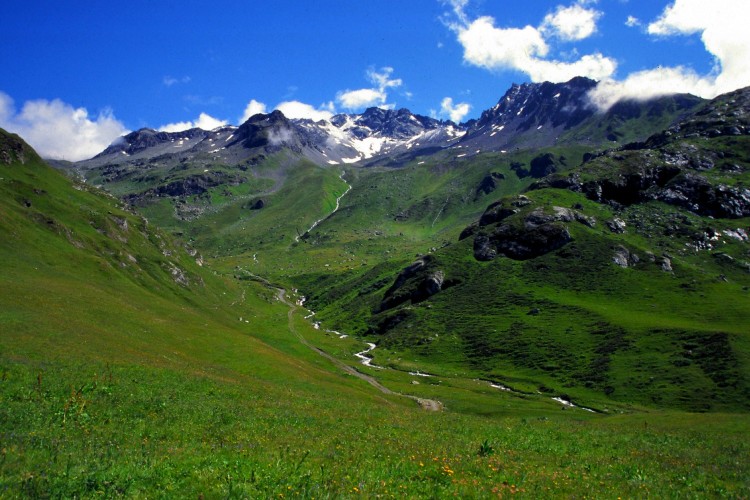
[{"left": 1, "top": 0, "right": 748, "bottom": 160}]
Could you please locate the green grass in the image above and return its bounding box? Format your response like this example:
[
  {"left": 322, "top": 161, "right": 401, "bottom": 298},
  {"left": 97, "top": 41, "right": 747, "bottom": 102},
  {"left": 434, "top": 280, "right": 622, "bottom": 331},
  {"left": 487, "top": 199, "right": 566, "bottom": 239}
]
[{"left": 3, "top": 128, "right": 750, "bottom": 496}]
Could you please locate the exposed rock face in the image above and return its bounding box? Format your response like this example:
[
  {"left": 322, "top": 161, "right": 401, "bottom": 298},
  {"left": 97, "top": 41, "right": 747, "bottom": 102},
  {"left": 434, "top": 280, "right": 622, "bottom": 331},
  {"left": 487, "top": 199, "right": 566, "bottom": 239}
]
[
  {"left": 248, "top": 199, "right": 265, "bottom": 210},
  {"left": 476, "top": 195, "right": 532, "bottom": 227},
  {"left": 659, "top": 257, "right": 673, "bottom": 272},
  {"left": 475, "top": 172, "right": 506, "bottom": 197},
  {"left": 652, "top": 173, "right": 750, "bottom": 218},
  {"left": 536, "top": 154, "right": 750, "bottom": 218},
  {"left": 332, "top": 107, "right": 449, "bottom": 141},
  {"left": 232, "top": 110, "right": 313, "bottom": 153},
  {"left": 528, "top": 87, "right": 750, "bottom": 218},
  {"left": 379, "top": 256, "right": 448, "bottom": 312},
  {"left": 0, "top": 129, "right": 39, "bottom": 165},
  {"left": 607, "top": 218, "right": 627, "bottom": 234},
  {"left": 465, "top": 197, "right": 582, "bottom": 261},
  {"left": 612, "top": 246, "right": 640, "bottom": 268},
  {"left": 94, "top": 127, "right": 209, "bottom": 158},
  {"left": 474, "top": 216, "right": 572, "bottom": 261},
  {"left": 529, "top": 153, "right": 561, "bottom": 178},
  {"left": 461, "top": 77, "right": 598, "bottom": 150}
]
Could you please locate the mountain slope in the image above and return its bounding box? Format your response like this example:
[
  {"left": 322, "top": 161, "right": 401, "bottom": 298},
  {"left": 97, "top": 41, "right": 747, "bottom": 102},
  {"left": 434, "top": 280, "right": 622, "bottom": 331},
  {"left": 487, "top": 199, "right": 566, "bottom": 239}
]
[
  {"left": 3, "top": 81, "right": 750, "bottom": 496},
  {"left": 455, "top": 77, "right": 704, "bottom": 155},
  {"left": 285, "top": 88, "right": 750, "bottom": 412}
]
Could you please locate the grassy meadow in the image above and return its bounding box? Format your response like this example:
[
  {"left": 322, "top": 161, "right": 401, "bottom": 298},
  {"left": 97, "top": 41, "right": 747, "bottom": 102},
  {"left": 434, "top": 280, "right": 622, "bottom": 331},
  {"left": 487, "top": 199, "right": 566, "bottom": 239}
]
[{"left": 1, "top": 128, "right": 749, "bottom": 496}]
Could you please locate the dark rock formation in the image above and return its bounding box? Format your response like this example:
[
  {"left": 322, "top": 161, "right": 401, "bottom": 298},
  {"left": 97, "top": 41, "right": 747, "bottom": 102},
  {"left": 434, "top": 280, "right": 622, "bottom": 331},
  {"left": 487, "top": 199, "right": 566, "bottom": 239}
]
[
  {"left": 475, "top": 172, "right": 506, "bottom": 197},
  {"left": 474, "top": 216, "right": 572, "bottom": 261},
  {"left": 529, "top": 153, "right": 560, "bottom": 178},
  {"left": 379, "top": 256, "right": 448, "bottom": 312},
  {"left": 248, "top": 199, "right": 265, "bottom": 210}
]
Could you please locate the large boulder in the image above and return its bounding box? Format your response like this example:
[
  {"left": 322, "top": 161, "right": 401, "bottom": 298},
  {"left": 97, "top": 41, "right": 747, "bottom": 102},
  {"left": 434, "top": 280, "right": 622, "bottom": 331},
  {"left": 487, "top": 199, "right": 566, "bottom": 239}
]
[
  {"left": 472, "top": 207, "right": 574, "bottom": 261},
  {"left": 475, "top": 217, "right": 571, "bottom": 261},
  {"left": 379, "top": 256, "right": 448, "bottom": 312}
]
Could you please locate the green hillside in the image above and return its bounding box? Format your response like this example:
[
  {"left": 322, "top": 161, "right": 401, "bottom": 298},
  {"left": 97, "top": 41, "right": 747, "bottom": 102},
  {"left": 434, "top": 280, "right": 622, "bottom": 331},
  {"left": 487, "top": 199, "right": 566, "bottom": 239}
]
[{"left": 2, "top": 99, "right": 750, "bottom": 499}]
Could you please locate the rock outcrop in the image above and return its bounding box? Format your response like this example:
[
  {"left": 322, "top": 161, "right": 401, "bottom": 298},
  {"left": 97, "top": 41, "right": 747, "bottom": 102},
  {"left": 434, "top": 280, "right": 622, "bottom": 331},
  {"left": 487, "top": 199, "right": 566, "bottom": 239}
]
[
  {"left": 463, "top": 196, "right": 592, "bottom": 261},
  {"left": 379, "top": 256, "right": 448, "bottom": 312}
]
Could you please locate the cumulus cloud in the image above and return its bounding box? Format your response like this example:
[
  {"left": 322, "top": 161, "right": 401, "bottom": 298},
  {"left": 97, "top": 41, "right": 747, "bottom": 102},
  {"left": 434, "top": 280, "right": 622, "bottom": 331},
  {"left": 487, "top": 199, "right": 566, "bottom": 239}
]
[
  {"left": 274, "top": 101, "right": 334, "bottom": 121},
  {"left": 336, "top": 67, "right": 403, "bottom": 111},
  {"left": 0, "top": 92, "right": 128, "bottom": 161},
  {"left": 589, "top": 0, "right": 750, "bottom": 109},
  {"left": 240, "top": 99, "right": 267, "bottom": 123},
  {"left": 337, "top": 88, "right": 386, "bottom": 109},
  {"left": 540, "top": 3, "right": 602, "bottom": 41},
  {"left": 445, "top": 1, "right": 616, "bottom": 83},
  {"left": 589, "top": 66, "right": 715, "bottom": 109},
  {"left": 159, "top": 112, "right": 228, "bottom": 132},
  {"left": 440, "top": 97, "right": 471, "bottom": 123}
]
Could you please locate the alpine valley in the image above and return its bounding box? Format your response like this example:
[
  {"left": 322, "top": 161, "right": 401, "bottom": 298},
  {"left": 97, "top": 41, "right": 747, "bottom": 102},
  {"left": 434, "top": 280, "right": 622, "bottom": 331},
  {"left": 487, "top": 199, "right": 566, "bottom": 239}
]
[{"left": 2, "top": 77, "right": 749, "bottom": 497}]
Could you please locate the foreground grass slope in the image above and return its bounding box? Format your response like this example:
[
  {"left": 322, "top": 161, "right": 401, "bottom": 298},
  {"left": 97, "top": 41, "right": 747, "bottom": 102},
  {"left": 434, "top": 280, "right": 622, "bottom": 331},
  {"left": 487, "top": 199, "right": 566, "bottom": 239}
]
[{"left": 3, "top": 125, "right": 749, "bottom": 497}]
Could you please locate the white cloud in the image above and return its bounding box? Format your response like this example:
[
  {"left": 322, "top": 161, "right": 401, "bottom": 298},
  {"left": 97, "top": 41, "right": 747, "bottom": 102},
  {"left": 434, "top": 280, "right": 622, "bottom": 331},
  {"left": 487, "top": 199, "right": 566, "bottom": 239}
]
[
  {"left": 458, "top": 19, "right": 549, "bottom": 71},
  {"left": 163, "top": 75, "right": 191, "bottom": 87},
  {"left": 0, "top": 92, "right": 128, "bottom": 161},
  {"left": 240, "top": 99, "right": 267, "bottom": 123},
  {"left": 367, "top": 67, "right": 403, "bottom": 91},
  {"left": 159, "top": 112, "right": 228, "bottom": 132},
  {"left": 588, "top": 66, "right": 715, "bottom": 109},
  {"left": 455, "top": 16, "right": 616, "bottom": 82},
  {"left": 337, "top": 88, "right": 386, "bottom": 110},
  {"left": 647, "top": 0, "right": 712, "bottom": 35},
  {"left": 336, "top": 66, "right": 403, "bottom": 111},
  {"left": 589, "top": 0, "right": 750, "bottom": 109},
  {"left": 441, "top": 0, "right": 470, "bottom": 30},
  {"left": 440, "top": 97, "right": 471, "bottom": 123},
  {"left": 625, "top": 15, "right": 641, "bottom": 28},
  {"left": 647, "top": 0, "right": 750, "bottom": 93},
  {"left": 526, "top": 53, "right": 616, "bottom": 83},
  {"left": 540, "top": 3, "right": 602, "bottom": 41},
  {"left": 274, "top": 101, "right": 334, "bottom": 121}
]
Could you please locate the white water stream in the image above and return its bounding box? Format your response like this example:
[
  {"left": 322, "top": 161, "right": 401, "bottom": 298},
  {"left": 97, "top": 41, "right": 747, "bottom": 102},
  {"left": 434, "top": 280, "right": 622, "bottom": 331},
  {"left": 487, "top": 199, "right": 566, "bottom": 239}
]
[
  {"left": 354, "top": 343, "right": 382, "bottom": 369},
  {"left": 295, "top": 171, "right": 351, "bottom": 242}
]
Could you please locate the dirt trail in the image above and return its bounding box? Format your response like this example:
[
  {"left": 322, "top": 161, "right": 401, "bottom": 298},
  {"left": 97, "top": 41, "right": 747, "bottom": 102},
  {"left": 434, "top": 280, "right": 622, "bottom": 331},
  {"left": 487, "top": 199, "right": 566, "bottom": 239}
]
[{"left": 276, "top": 288, "right": 442, "bottom": 411}]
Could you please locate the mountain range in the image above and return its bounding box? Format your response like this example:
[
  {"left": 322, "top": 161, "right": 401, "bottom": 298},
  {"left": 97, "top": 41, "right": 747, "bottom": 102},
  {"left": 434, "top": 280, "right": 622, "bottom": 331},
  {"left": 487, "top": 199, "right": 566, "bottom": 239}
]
[{"left": 78, "top": 77, "right": 702, "bottom": 172}]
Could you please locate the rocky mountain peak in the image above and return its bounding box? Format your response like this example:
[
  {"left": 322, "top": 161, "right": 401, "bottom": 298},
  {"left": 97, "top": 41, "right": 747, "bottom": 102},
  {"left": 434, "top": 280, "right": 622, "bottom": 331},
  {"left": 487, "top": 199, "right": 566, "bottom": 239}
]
[
  {"left": 474, "top": 77, "right": 598, "bottom": 133},
  {"left": 94, "top": 127, "right": 210, "bottom": 158},
  {"left": 332, "top": 107, "right": 449, "bottom": 141}
]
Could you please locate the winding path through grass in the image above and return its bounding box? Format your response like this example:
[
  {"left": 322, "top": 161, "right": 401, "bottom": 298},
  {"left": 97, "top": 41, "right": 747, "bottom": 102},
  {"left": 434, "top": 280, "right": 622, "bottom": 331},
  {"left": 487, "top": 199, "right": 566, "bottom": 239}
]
[{"left": 276, "top": 288, "right": 443, "bottom": 411}]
